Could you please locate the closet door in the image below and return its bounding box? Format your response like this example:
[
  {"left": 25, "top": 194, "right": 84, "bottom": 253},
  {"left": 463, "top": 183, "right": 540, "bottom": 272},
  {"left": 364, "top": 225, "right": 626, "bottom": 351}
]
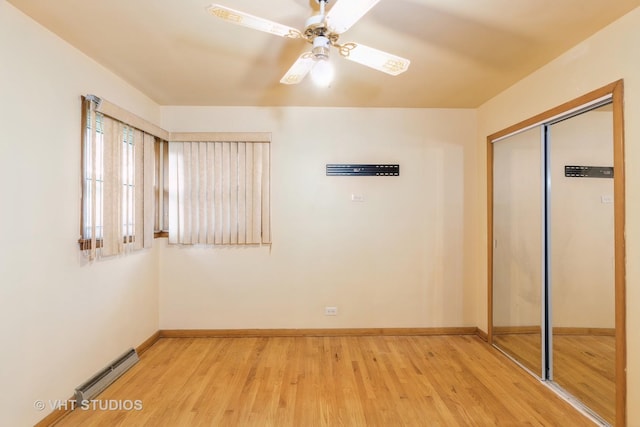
[
  {"left": 547, "top": 103, "right": 616, "bottom": 424},
  {"left": 492, "top": 127, "right": 543, "bottom": 377}
]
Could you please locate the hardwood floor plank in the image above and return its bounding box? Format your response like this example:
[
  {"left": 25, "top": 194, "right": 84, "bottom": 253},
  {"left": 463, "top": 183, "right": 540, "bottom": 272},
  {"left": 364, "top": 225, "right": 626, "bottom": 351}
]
[
  {"left": 553, "top": 335, "right": 616, "bottom": 425},
  {"left": 53, "top": 335, "right": 595, "bottom": 427},
  {"left": 492, "top": 333, "right": 615, "bottom": 425}
]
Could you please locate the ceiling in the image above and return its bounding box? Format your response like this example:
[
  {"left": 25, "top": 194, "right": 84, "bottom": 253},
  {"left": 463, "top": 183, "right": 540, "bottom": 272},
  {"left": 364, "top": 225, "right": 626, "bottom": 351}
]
[{"left": 8, "top": 0, "right": 640, "bottom": 108}]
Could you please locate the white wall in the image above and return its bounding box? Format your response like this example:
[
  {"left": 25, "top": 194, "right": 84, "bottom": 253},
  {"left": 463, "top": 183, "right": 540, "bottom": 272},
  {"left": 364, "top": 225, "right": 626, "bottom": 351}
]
[
  {"left": 475, "top": 7, "right": 640, "bottom": 424},
  {"left": 0, "top": 2, "right": 160, "bottom": 426},
  {"left": 159, "top": 107, "right": 477, "bottom": 329}
]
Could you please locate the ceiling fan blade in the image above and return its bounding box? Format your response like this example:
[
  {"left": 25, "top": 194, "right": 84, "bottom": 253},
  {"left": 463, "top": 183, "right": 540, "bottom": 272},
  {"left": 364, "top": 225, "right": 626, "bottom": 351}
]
[
  {"left": 280, "top": 52, "right": 316, "bottom": 85},
  {"left": 337, "top": 42, "right": 410, "bottom": 76},
  {"left": 207, "top": 4, "right": 302, "bottom": 39},
  {"left": 326, "top": 0, "right": 382, "bottom": 34}
]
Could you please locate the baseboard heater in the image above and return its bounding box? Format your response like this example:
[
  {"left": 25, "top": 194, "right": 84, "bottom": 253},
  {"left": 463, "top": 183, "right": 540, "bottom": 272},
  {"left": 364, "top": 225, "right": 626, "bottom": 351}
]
[{"left": 74, "top": 348, "right": 139, "bottom": 405}]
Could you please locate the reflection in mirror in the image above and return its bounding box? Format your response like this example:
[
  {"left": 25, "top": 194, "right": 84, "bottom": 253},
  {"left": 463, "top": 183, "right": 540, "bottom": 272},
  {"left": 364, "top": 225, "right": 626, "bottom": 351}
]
[
  {"left": 492, "top": 127, "right": 543, "bottom": 377},
  {"left": 548, "top": 103, "right": 615, "bottom": 424}
]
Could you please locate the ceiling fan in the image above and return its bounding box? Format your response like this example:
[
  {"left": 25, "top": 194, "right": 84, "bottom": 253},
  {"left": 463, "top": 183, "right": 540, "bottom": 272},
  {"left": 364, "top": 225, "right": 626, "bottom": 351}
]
[{"left": 207, "top": 0, "right": 410, "bottom": 86}]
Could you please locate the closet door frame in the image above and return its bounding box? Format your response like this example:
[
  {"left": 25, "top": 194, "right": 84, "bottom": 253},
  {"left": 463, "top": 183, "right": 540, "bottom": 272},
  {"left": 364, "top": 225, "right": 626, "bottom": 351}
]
[{"left": 487, "top": 80, "right": 626, "bottom": 426}]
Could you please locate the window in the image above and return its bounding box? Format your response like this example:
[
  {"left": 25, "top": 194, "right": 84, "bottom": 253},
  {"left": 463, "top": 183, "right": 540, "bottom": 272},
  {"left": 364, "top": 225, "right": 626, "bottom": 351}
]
[
  {"left": 167, "top": 139, "right": 271, "bottom": 245},
  {"left": 79, "top": 96, "right": 270, "bottom": 253},
  {"left": 80, "top": 96, "right": 155, "bottom": 259},
  {"left": 154, "top": 139, "right": 169, "bottom": 237}
]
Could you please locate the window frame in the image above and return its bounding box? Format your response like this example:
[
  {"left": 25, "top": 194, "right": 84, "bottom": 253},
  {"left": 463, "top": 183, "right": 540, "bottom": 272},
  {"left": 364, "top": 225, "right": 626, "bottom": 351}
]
[
  {"left": 79, "top": 95, "right": 168, "bottom": 252},
  {"left": 154, "top": 138, "right": 169, "bottom": 238}
]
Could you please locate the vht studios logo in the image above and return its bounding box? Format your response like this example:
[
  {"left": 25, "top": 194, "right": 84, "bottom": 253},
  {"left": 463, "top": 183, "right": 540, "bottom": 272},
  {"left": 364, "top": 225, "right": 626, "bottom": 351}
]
[{"left": 34, "top": 399, "right": 143, "bottom": 411}]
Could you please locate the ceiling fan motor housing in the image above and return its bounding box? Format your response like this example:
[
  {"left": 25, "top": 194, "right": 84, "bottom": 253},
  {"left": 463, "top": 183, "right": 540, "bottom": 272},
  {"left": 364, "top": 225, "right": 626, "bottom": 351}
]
[
  {"left": 305, "top": 13, "right": 326, "bottom": 34},
  {"left": 304, "top": 6, "right": 339, "bottom": 47}
]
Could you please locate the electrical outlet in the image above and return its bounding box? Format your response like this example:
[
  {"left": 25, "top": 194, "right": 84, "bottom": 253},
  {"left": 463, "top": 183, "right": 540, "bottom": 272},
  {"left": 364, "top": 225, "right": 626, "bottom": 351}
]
[{"left": 324, "top": 306, "right": 338, "bottom": 316}]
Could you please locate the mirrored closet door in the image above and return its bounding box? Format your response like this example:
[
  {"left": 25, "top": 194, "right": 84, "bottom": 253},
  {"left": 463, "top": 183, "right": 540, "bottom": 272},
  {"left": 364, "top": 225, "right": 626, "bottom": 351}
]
[
  {"left": 548, "top": 104, "right": 616, "bottom": 423},
  {"left": 492, "top": 127, "right": 543, "bottom": 377},
  {"left": 488, "top": 82, "right": 625, "bottom": 427}
]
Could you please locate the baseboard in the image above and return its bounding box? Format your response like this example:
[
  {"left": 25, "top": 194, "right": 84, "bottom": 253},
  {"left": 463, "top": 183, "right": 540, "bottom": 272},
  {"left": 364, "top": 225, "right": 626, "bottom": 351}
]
[
  {"left": 136, "top": 331, "right": 161, "bottom": 355},
  {"left": 492, "top": 326, "right": 615, "bottom": 337},
  {"left": 475, "top": 327, "right": 488, "bottom": 341},
  {"left": 553, "top": 327, "right": 615, "bottom": 336},
  {"left": 493, "top": 325, "right": 541, "bottom": 335},
  {"left": 33, "top": 397, "right": 74, "bottom": 427},
  {"left": 34, "top": 331, "right": 161, "bottom": 427},
  {"left": 159, "top": 327, "right": 478, "bottom": 338}
]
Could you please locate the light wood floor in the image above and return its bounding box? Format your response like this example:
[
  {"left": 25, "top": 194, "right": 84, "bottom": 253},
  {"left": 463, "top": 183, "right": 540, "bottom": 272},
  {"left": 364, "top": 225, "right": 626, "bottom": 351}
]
[
  {"left": 493, "top": 333, "right": 543, "bottom": 376},
  {"left": 54, "top": 335, "right": 595, "bottom": 426},
  {"left": 493, "top": 333, "right": 615, "bottom": 424}
]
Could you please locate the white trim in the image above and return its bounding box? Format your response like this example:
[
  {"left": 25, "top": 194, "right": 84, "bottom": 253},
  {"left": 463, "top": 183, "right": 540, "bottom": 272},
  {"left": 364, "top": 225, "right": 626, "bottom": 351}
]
[{"left": 89, "top": 95, "right": 170, "bottom": 141}]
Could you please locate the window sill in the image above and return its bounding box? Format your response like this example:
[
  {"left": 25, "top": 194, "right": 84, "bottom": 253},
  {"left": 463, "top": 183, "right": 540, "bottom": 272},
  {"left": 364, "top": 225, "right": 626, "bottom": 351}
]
[{"left": 78, "top": 236, "right": 135, "bottom": 250}]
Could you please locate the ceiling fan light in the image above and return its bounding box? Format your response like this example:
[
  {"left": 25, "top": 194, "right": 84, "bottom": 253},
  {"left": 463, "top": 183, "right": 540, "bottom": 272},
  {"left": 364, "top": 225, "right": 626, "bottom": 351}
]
[{"left": 310, "top": 57, "right": 334, "bottom": 87}]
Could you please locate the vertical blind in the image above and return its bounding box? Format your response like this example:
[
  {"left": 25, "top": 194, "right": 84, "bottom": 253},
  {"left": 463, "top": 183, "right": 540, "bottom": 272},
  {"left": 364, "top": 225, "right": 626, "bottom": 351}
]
[
  {"left": 81, "top": 97, "right": 155, "bottom": 259},
  {"left": 168, "top": 141, "right": 271, "bottom": 245}
]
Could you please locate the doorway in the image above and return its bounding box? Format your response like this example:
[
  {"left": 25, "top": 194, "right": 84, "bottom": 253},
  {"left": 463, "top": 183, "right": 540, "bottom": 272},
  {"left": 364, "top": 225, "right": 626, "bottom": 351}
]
[{"left": 487, "top": 81, "right": 626, "bottom": 426}]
